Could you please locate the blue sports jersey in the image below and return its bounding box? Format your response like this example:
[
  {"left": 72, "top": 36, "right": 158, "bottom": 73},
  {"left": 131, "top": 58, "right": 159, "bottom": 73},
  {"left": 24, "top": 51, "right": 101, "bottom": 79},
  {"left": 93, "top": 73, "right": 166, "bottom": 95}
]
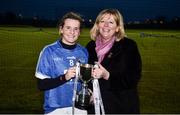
[{"left": 35, "top": 40, "right": 88, "bottom": 113}]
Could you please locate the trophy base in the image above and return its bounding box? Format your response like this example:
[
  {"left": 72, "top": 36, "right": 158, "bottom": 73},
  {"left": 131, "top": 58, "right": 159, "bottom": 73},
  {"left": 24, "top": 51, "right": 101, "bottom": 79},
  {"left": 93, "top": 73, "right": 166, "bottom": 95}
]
[
  {"left": 75, "top": 105, "right": 87, "bottom": 110},
  {"left": 75, "top": 102, "right": 88, "bottom": 110}
]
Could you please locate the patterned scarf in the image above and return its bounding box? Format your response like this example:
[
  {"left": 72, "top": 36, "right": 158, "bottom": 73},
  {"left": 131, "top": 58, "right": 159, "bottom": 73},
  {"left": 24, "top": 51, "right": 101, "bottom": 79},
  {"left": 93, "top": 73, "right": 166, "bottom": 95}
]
[{"left": 95, "top": 35, "right": 115, "bottom": 63}]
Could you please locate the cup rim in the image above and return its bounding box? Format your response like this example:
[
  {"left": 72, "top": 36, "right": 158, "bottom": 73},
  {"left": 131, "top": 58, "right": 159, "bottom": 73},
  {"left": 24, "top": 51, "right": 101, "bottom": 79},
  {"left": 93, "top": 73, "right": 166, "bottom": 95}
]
[{"left": 80, "top": 64, "right": 93, "bottom": 68}]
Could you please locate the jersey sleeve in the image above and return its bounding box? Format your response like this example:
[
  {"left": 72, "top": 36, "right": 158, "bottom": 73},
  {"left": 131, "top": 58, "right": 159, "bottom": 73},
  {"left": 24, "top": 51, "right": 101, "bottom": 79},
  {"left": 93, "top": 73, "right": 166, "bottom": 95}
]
[{"left": 35, "top": 47, "right": 53, "bottom": 79}]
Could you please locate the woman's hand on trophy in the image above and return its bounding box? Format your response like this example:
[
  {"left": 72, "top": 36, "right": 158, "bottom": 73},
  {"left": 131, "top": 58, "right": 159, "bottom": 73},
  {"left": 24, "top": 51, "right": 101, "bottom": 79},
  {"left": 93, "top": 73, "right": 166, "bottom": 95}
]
[
  {"left": 92, "top": 63, "right": 110, "bottom": 80},
  {"left": 64, "top": 67, "right": 76, "bottom": 80}
]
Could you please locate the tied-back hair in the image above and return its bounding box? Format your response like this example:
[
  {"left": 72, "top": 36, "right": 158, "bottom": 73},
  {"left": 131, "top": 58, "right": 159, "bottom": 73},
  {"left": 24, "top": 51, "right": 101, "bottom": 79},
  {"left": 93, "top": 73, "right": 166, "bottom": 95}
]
[
  {"left": 57, "top": 12, "right": 83, "bottom": 30},
  {"left": 90, "top": 9, "right": 126, "bottom": 41}
]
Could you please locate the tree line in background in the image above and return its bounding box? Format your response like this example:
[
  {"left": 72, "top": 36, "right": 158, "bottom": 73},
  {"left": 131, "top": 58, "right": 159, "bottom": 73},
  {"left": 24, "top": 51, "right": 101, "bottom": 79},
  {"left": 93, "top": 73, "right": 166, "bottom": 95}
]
[{"left": 0, "top": 11, "right": 180, "bottom": 29}]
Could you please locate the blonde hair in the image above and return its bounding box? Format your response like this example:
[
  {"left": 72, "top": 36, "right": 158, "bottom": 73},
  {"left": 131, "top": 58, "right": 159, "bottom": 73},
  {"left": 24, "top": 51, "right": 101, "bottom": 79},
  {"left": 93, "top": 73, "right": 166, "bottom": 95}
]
[{"left": 90, "top": 9, "right": 126, "bottom": 41}]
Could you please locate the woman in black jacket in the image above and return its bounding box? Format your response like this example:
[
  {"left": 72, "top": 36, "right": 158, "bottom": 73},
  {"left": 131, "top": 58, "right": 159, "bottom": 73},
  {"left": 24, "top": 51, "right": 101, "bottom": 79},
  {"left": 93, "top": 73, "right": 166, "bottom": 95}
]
[{"left": 86, "top": 9, "right": 142, "bottom": 114}]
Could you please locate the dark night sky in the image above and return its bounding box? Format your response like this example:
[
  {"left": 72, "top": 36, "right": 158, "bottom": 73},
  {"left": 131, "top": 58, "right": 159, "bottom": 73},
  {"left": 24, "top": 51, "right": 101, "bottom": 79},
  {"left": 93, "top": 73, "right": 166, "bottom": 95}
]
[{"left": 0, "top": 0, "right": 180, "bottom": 22}]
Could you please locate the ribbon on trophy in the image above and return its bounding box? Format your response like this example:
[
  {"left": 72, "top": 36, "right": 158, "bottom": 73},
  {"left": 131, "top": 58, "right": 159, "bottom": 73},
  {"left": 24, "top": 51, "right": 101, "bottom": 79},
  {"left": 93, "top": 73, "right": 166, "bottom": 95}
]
[
  {"left": 72, "top": 61, "right": 80, "bottom": 115},
  {"left": 93, "top": 64, "right": 105, "bottom": 115}
]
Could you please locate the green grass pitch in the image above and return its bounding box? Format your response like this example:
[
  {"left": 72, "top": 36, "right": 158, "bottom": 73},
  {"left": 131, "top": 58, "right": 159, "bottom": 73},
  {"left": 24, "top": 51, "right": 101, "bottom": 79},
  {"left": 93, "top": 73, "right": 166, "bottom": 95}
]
[{"left": 0, "top": 26, "right": 180, "bottom": 113}]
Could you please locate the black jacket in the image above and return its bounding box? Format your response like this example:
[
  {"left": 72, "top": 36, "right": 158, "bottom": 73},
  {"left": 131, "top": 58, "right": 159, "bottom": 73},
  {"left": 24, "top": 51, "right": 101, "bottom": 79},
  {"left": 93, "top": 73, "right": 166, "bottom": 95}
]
[{"left": 86, "top": 37, "right": 142, "bottom": 114}]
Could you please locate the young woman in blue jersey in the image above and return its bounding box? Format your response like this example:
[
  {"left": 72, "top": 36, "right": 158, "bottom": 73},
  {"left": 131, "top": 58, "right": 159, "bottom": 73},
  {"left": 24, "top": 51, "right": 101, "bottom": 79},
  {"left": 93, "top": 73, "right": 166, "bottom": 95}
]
[{"left": 35, "top": 12, "right": 88, "bottom": 114}]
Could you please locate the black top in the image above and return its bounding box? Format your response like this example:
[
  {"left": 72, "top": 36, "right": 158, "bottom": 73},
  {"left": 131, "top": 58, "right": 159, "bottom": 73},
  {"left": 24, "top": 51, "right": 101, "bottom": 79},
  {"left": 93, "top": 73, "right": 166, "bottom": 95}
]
[
  {"left": 37, "top": 40, "right": 76, "bottom": 91},
  {"left": 86, "top": 37, "right": 142, "bottom": 114}
]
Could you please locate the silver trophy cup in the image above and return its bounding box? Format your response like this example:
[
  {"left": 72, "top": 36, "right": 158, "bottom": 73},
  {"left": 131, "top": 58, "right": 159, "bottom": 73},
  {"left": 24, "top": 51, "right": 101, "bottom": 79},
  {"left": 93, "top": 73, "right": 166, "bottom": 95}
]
[{"left": 76, "top": 64, "right": 93, "bottom": 109}]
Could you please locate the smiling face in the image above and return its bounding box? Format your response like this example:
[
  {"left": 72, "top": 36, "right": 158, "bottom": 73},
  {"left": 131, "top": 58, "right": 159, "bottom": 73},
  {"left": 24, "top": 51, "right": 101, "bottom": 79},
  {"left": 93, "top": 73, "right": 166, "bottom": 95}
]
[
  {"left": 98, "top": 13, "right": 119, "bottom": 42},
  {"left": 59, "top": 18, "right": 80, "bottom": 45}
]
